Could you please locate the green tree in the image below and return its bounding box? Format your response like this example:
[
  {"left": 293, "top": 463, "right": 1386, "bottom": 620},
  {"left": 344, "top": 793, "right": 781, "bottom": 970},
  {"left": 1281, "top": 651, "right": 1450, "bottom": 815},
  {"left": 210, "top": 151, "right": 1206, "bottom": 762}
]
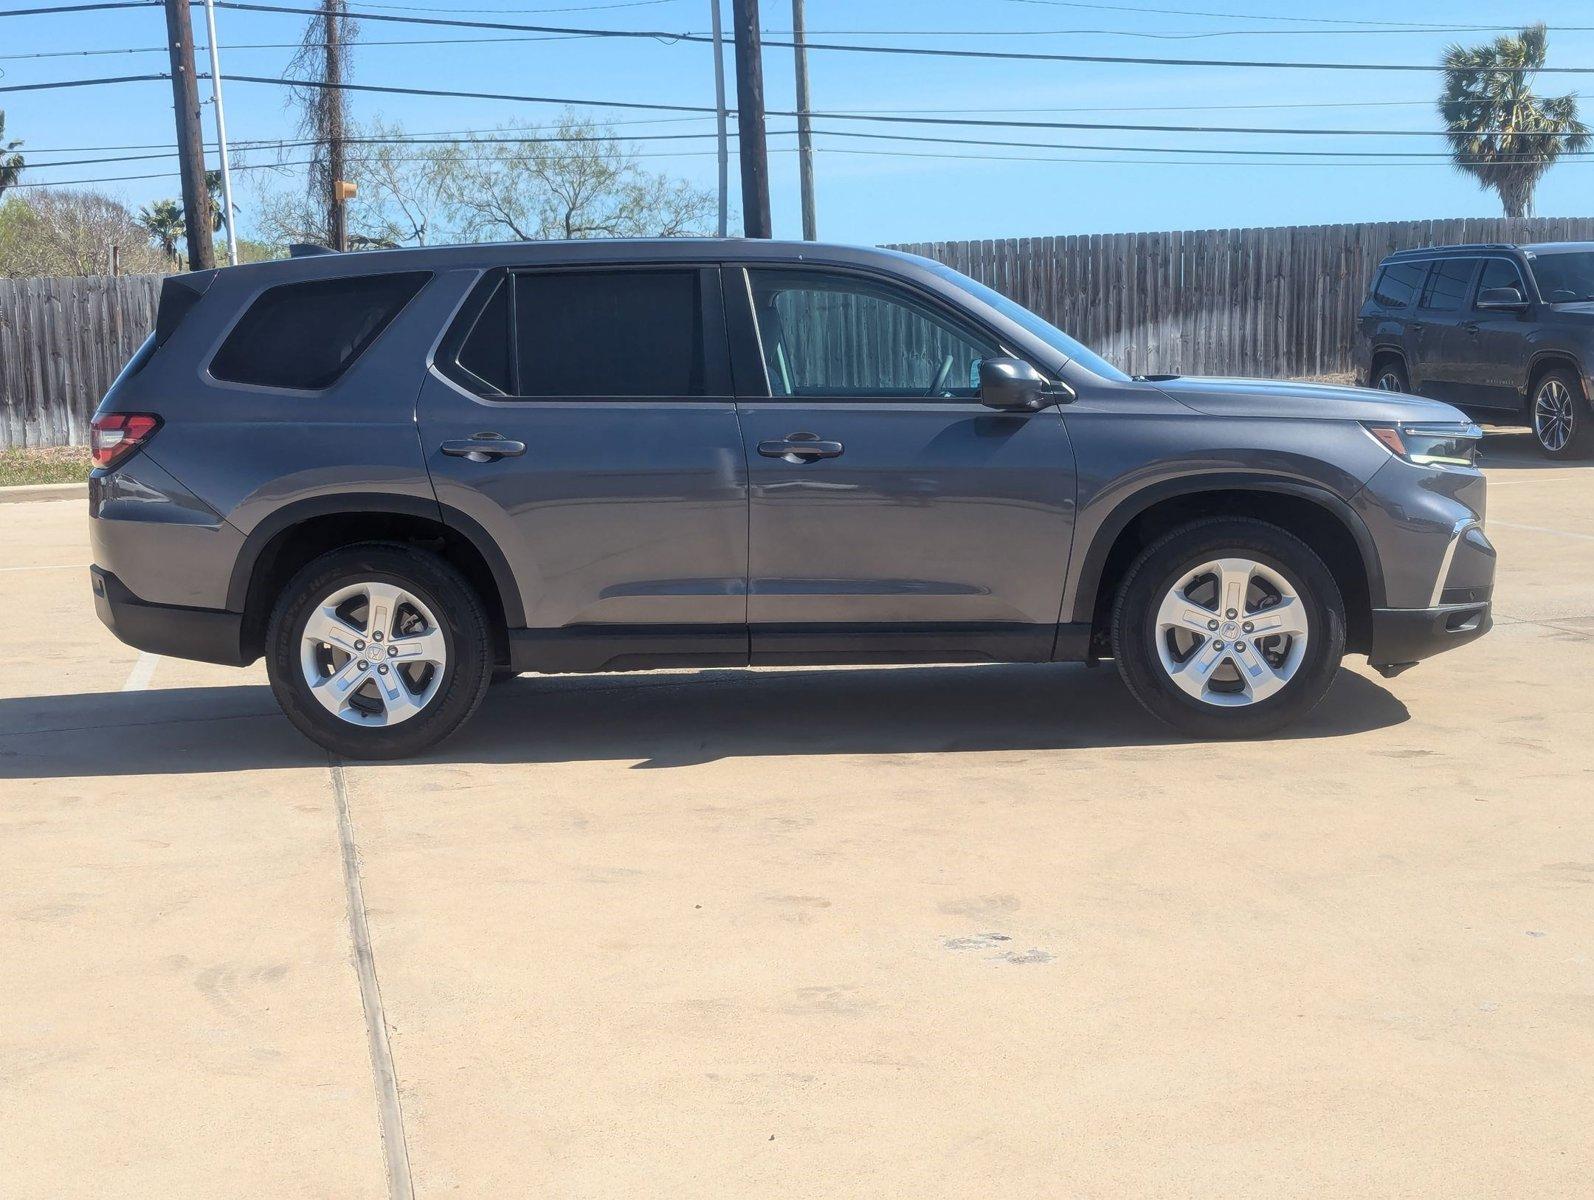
[
  {"left": 1440, "top": 23, "right": 1590, "bottom": 219},
  {"left": 138, "top": 199, "right": 185, "bottom": 263},
  {"left": 0, "top": 110, "right": 23, "bottom": 201}
]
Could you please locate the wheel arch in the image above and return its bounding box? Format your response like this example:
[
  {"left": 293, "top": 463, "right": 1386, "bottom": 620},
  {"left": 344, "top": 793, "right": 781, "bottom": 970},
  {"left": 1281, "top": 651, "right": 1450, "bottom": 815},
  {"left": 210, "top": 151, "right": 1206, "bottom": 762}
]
[
  {"left": 228, "top": 493, "right": 524, "bottom": 663},
  {"left": 1072, "top": 477, "right": 1383, "bottom": 654},
  {"left": 1525, "top": 349, "right": 1586, "bottom": 396}
]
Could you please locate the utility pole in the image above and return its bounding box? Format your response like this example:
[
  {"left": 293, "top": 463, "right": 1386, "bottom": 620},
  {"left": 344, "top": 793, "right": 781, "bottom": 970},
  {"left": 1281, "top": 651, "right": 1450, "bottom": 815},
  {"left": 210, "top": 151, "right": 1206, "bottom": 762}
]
[
  {"left": 791, "top": 0, "right": 816, "bottom": 240},
  {"left": 201, "top": 0, "right": 238, "bottom": 265},
  {"left": 162, "top": 0, "right": 215, "bottom": 270},
  {"left": 730, "top": 0, "right": 771, "bottom": 239},
  {"left": 709, "top": 0, "right": 729, "bottom": 238},
  {"left": 324, "top": 0, "right": 348, "bottom": 251}
]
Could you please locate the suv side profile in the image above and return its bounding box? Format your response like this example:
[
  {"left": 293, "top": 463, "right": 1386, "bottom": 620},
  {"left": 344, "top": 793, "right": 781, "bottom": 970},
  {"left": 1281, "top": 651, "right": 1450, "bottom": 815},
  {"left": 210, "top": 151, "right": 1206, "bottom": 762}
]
[
  {"left": 91, "top": 240, "right": 1495, "bottom": 758},
  {"left": 1355, "top": 241, "right": 1594, "bottom": 458}
]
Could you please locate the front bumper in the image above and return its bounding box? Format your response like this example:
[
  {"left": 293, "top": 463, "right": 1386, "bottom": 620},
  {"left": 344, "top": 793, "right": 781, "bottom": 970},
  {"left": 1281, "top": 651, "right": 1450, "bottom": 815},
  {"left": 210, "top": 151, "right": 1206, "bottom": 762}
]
[
  {"left": 91, "top": 566, "right": 251, "bottom": 666},
  {"left": 1368, "top": 600, "right": 1491, "bottom": 669}
]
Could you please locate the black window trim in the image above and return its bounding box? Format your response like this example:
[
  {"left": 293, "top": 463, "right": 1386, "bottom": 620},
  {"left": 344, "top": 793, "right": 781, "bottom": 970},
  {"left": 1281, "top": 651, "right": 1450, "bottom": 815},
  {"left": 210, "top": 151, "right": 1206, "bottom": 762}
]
[
  {"left": 726, "top": 261, "right": 1026, "bottom": 404},
  {"left": 436, "top": 261, "right": 731, "bottom": 403},
  {"left": 204, "top": 268, "right": 433, "bottom": 395}
]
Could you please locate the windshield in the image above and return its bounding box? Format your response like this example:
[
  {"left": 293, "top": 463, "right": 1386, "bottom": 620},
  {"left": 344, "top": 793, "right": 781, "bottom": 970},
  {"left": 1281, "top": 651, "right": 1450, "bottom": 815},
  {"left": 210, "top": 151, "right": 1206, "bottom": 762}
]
[
  {"left": 1528, "top": 251, "right": 1594, "bottom": 303},
  {"left": 919, "top": 260, "right": 1132, "bottom": 381}
]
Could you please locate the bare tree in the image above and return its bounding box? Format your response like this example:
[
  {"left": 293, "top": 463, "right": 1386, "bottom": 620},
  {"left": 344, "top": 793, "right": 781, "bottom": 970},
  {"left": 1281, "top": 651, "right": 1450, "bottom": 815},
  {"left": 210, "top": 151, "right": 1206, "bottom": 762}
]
[
  {"left": 1441, "top": 24, "right": 1589, "bottom": 219},
  {"left": 434, "top": 113, "right": 714, "bottom": 241},
  {"left": 0, "top": 190, "right": 169, "bottom": 277}
]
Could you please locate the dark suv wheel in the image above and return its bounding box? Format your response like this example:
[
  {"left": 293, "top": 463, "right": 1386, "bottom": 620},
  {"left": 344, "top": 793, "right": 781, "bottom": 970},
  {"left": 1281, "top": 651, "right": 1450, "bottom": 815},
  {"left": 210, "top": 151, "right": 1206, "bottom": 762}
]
[
  {"left": 264, "top": 542, "right": 493, "bottom": 759},
  {"left": 1111, "top": 518, "right": 1347, "bottom": 738},
  {"left": 1372, "top": 357, "right": 1409, "bottom": 393},
  {"left": 1530, "top": 367, "right": 1594, "bottom": 459}
]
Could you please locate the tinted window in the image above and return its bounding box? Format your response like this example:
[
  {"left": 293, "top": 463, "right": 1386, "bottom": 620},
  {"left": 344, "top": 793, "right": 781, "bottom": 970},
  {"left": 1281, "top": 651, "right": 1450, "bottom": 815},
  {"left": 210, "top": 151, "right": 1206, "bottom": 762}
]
[
  {"left": 1527, "top": 250, "right": 1594, "bottom": 303},
  {"left": 1373, "top": 261, "right": 1425, "bottom": 309},
  {"left": 210, "top": 271, "right": 429, "bottom": 390},
  {"left": 514, "top": 270, "right": 704, "bottom": 396},
  {"left": 1476, "top": 259, "right": 1526, "bottom": 305},
  {"left": 1418, "top": 258, "right": 1478, "bottom": 312},
  {"left": 748, "top": 268, "right": 999, "bottom": 398},
  {"left": 456, "top": 277, "right": 511, "bottom": 393}
]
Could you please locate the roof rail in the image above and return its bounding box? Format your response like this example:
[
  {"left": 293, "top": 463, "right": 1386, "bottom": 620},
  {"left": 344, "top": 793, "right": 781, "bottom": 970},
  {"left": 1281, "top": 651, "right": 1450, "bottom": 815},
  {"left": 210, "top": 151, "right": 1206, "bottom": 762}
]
[{"left": 1383, "top": 242, "right": 1517, "bottom": 259}]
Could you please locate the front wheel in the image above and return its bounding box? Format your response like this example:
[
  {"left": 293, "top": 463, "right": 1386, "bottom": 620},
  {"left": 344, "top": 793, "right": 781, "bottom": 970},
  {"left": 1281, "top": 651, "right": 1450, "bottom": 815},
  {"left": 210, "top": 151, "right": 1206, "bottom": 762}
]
[
  {"left": 265, "top": 543, "right": 494, "bottom": 759},
  {"left": 1531, "top": 368, "right": 1594, "bottom": 459},
  {"left": 1111, "top": 518, "right": 1346, "bottom": 739}
]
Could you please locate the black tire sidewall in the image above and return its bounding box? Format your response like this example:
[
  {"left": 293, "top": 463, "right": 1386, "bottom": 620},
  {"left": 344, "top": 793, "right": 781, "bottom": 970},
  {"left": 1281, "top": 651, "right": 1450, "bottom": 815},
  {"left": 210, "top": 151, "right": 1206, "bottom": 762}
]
[
  {"left": 1533, "top": 369, "right": 1594, "bottom": 460},
  {"left": 265, "top": 544, "right": 492, "bottom": 759},
  {"left": 1374, "top": 359, "right": 1409, "bottom": 393},
  {"left": 1112, "top": 519, "right": 1346, "bottom": 738}
]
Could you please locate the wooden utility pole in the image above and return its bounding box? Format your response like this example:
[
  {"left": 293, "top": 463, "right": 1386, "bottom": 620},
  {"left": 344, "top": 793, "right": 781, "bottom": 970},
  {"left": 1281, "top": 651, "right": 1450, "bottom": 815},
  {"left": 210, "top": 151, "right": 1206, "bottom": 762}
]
[
  {"left": 791, "top": 0, "right": 816, "bottom": 240},
  {"left": 163, "top": 0, "right": 215, "bottom": 270},
  {"left": 730, "top": 0, "right": 771, "bottom": 238},
  {"left": 324, "top": 0, "right": 348, "bottom": 251}
]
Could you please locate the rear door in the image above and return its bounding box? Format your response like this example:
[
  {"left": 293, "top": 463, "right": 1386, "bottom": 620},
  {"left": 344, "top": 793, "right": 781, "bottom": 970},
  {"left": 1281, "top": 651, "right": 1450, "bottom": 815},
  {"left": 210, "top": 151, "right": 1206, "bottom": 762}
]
[
  {"left": 417, "top": 263, "right": 748, "bottom": 666},
  {"left": 726, "top": 263, "right": 1077, "bottom": 665},
  {"left": 1411, "top": 257, "right": 1481, "bottom": 400}
]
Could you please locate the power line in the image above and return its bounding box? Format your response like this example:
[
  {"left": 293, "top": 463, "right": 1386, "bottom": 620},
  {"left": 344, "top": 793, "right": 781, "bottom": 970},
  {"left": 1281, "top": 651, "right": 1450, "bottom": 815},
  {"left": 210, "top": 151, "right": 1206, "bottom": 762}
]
[{"left": 988, "top": 0, "right": 1576, "bottom": 28}]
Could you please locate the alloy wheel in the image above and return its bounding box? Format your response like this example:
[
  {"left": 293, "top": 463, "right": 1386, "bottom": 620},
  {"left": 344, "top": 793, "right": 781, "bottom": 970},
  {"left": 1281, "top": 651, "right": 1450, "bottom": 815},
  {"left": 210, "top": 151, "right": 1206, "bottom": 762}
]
[
  {"left": 1154, "top": 557, "right": 1311, "bottom": 707},
  {"left": 1535, "top": 378, "right": 1576, "bottom": 453},
  {"left": 299, "top": 580, "right": 447, "bottom": 726},
  {"left": 1375, "top": 369, "right": 1405, "bottom": 392}
]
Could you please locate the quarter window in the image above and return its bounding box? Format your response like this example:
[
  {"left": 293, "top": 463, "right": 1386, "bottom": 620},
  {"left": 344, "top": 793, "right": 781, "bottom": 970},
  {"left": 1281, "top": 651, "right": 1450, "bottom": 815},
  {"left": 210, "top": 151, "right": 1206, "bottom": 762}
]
[
  {"left": 210, "top": 271, "right": 430, "bottom": 390},
  {"left": 1372, "top": 261, "right": 1425, "bottom": 309},
  {"left": 1418, "top": 258, "right": 1480, "bottom": 312},
  {"left": 746, "top": 268, "right": 999, "bottom": 398}
]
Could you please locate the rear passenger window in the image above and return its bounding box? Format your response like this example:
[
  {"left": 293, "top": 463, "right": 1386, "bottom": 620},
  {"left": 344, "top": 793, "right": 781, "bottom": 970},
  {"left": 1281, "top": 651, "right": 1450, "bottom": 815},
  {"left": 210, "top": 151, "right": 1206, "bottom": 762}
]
[
  {"left": 512, "top": 270, "right": 705, "bottom": 397},
  {"left": 210, "top": 271, "right": 429, "bottom": 390},
  {"left": 1373, "top": 262, "right": 1425, "bottom": 309},
  {"left": 1418, "top": 259, "right": 1479, "bottom": 312}
]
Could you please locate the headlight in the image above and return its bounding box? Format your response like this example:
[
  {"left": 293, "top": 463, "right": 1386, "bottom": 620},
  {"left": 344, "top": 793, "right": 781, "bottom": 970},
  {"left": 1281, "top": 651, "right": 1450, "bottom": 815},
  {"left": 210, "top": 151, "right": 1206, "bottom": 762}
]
[{"left": 1364, "top": 422, "right": 1482, "bottom": 468}]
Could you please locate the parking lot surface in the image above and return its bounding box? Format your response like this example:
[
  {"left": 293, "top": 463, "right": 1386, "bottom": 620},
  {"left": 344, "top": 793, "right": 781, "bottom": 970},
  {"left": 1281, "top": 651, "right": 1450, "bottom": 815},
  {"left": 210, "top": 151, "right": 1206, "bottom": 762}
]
[{"left": 3, "top": 432, "right": 1592, "bottom": 1198}]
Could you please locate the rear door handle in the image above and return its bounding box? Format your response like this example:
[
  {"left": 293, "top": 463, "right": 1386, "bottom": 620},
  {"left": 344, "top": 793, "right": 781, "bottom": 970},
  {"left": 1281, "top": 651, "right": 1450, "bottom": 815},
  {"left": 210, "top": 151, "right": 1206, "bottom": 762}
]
[
  {"left": 440, "top": 435, "right": 526, "bottom": 462},
  {"left": 758, "top": 432, "right": 844, "bottom": 462},
  {"left": 1462, "top": 321, "right": 1480, "bottom": 334}
]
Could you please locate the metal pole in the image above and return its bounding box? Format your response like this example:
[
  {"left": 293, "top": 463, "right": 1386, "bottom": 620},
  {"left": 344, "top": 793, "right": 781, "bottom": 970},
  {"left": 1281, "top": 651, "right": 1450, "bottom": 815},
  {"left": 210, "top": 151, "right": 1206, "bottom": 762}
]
[
  {"left": 201, "top": 0, "right": 238, "bottom": 265},
  {"left": 162, "top": 0, "right": 215, "bottom": 270},
  {"left": 709, "top": 0, "right": 729, "bottom": 238},
  {"left": 791, "top": 0, "right": 816, "bottom": 240},
  {"left": 730, "top": 0, "right": 771, "bottom": 239}
]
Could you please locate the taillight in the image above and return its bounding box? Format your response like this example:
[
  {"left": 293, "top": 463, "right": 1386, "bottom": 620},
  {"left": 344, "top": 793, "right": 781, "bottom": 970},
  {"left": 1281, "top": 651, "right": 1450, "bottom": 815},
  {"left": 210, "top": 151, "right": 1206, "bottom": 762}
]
[{"left": 90, "top": 412, "right": 162, "bottom": 470}]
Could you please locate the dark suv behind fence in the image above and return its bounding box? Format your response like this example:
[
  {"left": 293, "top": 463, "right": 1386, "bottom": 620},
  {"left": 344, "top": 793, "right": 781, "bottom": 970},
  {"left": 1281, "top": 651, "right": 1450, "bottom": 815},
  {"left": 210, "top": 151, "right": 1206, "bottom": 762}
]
[
  {"left": 90, "top": 240, "right": 1494, "bottom": 758},
  {"left": 1355, "top": 241, "right": 1594, "bottom": 458}
]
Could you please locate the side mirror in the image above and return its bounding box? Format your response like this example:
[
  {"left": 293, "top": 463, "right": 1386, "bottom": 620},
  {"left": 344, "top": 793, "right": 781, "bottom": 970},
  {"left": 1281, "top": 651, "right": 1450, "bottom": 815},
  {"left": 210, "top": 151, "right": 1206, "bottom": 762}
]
[
  {"left": 1476, "top": 287, "right": 1528, "bottom": 311},
  {"left": 978, "top": 357, "right": 1061, "bottom": 411}
]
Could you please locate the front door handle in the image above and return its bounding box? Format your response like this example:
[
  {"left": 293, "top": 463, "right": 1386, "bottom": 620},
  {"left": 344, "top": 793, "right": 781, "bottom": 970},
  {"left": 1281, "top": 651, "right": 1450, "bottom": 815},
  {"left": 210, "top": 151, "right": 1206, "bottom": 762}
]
[
  {"left": 758, "top": 432, "right": 844, "bottom": 463},
  {"left": 440, "top": 434, "right": 526, "bottom": 462}
]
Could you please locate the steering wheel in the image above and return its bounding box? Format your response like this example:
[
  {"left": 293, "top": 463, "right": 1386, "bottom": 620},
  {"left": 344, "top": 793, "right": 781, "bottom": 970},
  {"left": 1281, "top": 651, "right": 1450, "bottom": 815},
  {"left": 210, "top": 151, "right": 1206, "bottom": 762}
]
[{"left": 927, "top": 354, "right": 955, "bottom": 397}]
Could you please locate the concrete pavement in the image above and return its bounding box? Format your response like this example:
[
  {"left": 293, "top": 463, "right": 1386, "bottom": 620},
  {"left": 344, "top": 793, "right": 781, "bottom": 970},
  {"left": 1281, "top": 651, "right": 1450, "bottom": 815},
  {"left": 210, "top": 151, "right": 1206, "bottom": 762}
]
[{"left": 3, "top": 431, "right": 1591, "bottom": 1197}]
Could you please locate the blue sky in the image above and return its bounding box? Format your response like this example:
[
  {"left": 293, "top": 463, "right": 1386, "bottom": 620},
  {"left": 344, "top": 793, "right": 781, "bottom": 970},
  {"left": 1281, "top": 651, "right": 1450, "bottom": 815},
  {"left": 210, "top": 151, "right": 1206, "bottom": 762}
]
[{"left": 4, "top": 0, "right": 1594, "bottom": 244}]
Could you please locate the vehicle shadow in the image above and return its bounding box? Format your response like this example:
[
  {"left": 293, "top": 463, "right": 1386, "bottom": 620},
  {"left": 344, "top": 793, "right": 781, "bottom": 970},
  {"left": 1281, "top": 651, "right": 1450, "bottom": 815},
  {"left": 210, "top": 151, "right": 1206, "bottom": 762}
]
[
  {"left": 0, "top": 662, "right": 1409, "bottom": 780},
  {"left": 1479, "top": 427, "right": 1589, "bottom": 469}
]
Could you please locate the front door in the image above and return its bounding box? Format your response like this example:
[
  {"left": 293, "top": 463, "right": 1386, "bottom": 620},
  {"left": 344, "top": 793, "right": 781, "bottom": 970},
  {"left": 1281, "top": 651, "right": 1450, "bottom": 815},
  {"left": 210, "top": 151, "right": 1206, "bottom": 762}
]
[
  {"left": 417, "top": 264, "right": 748, "bottom": 670},
  {"left": 1455, "top": 257, "right": 1535, "bottom": 413},
  {"left": 726, "top": 264, "right": 1077, "bottom": 665}
]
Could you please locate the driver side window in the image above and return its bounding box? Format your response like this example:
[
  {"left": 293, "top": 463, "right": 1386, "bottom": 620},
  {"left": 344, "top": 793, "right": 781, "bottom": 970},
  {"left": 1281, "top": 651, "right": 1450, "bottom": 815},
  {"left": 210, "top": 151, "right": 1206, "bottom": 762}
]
[{"left": 746, "top": 268, "right": 998, "bottom": 399}]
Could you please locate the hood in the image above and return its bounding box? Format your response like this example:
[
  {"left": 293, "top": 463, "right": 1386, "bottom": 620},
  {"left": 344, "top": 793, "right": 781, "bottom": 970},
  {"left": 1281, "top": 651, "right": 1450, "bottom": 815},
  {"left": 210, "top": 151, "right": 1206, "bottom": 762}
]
[{"left": 1150, "top": 376, "right": 1467, "bottom": 424}]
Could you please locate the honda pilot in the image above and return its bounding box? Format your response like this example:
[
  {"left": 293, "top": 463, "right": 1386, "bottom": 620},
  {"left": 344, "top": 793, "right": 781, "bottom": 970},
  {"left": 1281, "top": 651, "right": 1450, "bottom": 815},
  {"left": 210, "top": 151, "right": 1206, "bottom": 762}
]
[{"left": 90, "top": 240, "right": 1495, "bottom": 758}]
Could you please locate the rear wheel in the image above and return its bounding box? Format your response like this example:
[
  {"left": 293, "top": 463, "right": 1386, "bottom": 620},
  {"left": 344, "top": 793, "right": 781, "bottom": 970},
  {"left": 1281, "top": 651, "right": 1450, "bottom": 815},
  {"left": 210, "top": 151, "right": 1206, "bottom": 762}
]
[
  {"left": 1372, "top": 357, "right": 1409, "bottom": 393},
  {"left": 1111, "top": 518, "right": 1346, "bottom": 738},
  {"left": 1531, "top": 367, "right": 1594, "bottom": 459},
  {"left": 265, "top": 543, "right": 493, "bottom": 759}
]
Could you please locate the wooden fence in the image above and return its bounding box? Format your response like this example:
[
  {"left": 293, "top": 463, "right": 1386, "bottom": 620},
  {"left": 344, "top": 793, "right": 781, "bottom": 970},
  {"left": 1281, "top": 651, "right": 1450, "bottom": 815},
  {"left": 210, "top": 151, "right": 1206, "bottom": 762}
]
[
  {"left": 892, "top": 216, "right": 1594, "bottom": 379},
  {"left": 0, "top": 274, "right": 162, "bottom": 449}
]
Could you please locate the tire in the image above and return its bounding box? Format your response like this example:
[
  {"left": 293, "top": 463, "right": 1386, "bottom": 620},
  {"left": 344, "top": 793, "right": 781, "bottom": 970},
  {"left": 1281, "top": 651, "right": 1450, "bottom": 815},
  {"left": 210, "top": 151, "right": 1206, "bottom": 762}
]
[
  {"left": 1529, "top": 367, "right": 1594, "bottom": 459},
  {"left": 1371, "top": 357, "right": 1409, "bottom": 393},
  {"left": 1110, "top": 518, "right": 1347, "bottom": 739},
  {"left": 265, "top": 542, "right": 494, "bottom": 759}
]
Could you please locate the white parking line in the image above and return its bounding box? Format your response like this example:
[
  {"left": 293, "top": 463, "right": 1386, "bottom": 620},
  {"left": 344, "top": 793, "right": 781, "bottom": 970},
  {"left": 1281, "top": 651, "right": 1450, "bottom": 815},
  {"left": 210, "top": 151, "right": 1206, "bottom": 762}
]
[
  {"left": 121, "top": 651, "right": 160, "bottom": 692},
  {"left": 1491, "top": 520, "right": 1594, "bottom": 543},
  {"left": 0, "top": 564, "right": 78, "bottom": 573}
]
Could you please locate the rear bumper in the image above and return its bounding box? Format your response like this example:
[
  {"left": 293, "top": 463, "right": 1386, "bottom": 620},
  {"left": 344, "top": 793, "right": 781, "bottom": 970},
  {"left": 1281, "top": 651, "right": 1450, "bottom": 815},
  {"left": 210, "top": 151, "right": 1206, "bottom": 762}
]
[
  {"left": 91, "top": 566, "right": 251, "bottom": 667},
  {"left": 1367, "top": 601, "right": 1491, "bottom": 669}
]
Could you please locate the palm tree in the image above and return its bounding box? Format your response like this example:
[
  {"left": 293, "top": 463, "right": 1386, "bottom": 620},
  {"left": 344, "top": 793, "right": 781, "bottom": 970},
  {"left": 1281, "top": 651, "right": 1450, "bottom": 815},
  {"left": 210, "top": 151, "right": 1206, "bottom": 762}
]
[
  {"left": 138, "top": 199, "right": 186, "bottom": 264},
  {"left": 1440, "top": 24, "right": 1589, "bottom": 220},
  {"left": 0, "top": 110, "right": 23, "bottom": 200}
]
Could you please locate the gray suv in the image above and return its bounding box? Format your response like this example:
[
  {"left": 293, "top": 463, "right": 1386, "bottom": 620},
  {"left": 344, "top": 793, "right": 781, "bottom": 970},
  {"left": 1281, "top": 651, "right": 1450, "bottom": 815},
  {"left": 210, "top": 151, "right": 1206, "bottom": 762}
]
[
  {"left": 89, "top": 240, "right": 1495, "bottom": 758},
  {"left": 1355, "top": 241, "right": 1594, "bottom": 458}
]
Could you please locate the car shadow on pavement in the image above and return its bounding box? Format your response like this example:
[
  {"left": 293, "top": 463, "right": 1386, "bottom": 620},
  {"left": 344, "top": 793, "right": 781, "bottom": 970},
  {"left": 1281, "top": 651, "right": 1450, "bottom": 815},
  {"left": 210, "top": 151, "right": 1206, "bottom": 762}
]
[
  {"left": 1480, "top": 428, "right": 1591, "bottom": 469},
  {"left": 0, "top": 662, "right": 1408, "bottom": 779}
]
